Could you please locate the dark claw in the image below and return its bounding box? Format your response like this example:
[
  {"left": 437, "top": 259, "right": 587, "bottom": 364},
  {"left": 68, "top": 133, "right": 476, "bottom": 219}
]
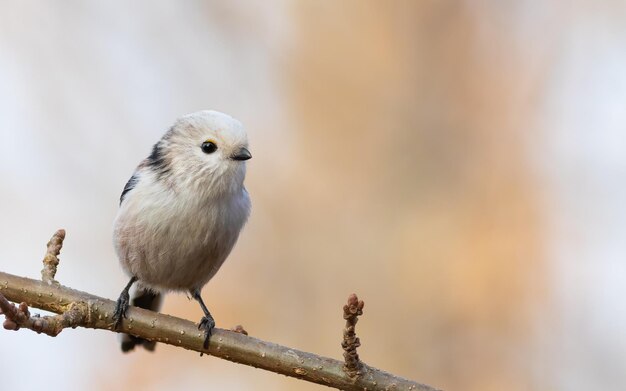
[
  {"left": 112, "top": 290, "right": 131, "bottom": 330},
  {"left": 113, "top": 276, "right": 138, "bottom": 331},
  {"left": 198, "top": 315, "right": 215, "bottom": 349},
  {"left": 191, "top": 290, "right": 215, "bottom": 352}
]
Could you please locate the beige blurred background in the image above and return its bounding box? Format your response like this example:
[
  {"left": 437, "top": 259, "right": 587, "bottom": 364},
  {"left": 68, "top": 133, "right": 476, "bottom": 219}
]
[{"left": 1, "top": 1, "right": 625, "bottom": 390}]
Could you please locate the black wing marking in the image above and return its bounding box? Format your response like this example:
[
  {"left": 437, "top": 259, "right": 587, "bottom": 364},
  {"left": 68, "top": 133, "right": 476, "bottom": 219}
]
[
  {"left": 120, "top": 173, "right": 139, "bottom": 205},
  {"left": 120, "top": 128, "right": 173, "bottom": 205},
  {"left": 146, "top": 137, "right": 171, "bottom": 179}
]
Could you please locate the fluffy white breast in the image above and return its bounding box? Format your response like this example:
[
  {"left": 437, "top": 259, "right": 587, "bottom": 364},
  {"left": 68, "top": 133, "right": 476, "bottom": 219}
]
[{"left": 113, "top": 169, "right": 251, "bottom": 292}]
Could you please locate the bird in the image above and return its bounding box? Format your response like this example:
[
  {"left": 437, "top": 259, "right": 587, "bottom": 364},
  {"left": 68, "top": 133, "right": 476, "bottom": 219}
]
[{"left": 111, "top": 110, "right": 252, "bottom": 352}]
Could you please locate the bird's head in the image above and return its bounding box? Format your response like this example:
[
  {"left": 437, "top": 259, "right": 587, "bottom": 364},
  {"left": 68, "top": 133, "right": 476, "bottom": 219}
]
[{"left": 147, "top": 110, "right": 251, "bottom": 195}]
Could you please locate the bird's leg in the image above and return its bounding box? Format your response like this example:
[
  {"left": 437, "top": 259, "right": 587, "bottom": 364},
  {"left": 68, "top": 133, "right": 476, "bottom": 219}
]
[
  {"left": 192, "top": 290, "right": 215, "bottom": 349},
  {"left": 112, "top": 276, "right": 138, "bottom": 330}
]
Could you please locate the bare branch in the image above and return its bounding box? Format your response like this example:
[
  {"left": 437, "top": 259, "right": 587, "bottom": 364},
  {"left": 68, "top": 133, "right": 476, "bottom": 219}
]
[
  {"left": 342, "top": 293, "right": 365, "bottom": 378},
  {"left": 41, "top": 229, "right": 65, "bottom": 285},
  {"left": 0, "top": 231, "right": 441, "bottom": 391},
  {"left": 0, "top": 295, "right": 87, "bottom": 336}
]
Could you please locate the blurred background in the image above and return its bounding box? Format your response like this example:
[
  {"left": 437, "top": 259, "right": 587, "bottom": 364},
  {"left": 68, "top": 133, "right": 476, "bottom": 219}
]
[{"left": 1, "top": 1, "right": 625, "bottom": 390}]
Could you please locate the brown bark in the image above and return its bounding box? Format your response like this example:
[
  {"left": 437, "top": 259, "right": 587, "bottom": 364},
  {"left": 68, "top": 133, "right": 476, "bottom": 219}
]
[{"left": 0, "top": 231, "right": 440, "bottom": 391}]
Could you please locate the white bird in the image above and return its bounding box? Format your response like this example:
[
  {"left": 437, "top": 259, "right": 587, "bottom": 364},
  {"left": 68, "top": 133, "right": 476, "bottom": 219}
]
[{"left": 112, "top": 110, "right": 251, "bottom": 352}]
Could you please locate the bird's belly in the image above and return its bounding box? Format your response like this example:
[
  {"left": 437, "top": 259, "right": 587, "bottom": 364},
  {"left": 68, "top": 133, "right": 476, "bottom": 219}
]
[{"left": 114, "top": 207, "right": 238, "bottom": 292}]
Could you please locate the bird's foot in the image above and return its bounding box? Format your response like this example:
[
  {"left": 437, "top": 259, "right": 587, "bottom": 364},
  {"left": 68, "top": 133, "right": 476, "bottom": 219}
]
[
  {"left": 112, "top": 290, "right": 131, "bottom": 330},
  {"left": 198, "top": 315, "right": 215, "bottom": 349}
]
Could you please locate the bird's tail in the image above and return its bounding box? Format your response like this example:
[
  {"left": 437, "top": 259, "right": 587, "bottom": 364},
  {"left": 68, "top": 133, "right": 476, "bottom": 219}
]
[{"left": 120, "top": 288, "right": 162, "bottom": 352}]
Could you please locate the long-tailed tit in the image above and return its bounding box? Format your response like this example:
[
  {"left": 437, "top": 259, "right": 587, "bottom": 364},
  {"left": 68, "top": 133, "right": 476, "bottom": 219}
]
[{"left": 112, "top": 110, "right": 251, "bottom": 351}]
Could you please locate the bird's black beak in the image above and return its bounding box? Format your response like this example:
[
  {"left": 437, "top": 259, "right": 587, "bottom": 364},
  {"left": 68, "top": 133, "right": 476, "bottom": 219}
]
[{"left": 231, "top": 147, "right": 252, "bottom": 161}]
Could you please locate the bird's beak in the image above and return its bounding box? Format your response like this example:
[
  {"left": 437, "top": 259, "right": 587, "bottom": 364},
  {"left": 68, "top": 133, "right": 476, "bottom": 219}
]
[{"left": 231, "top": 147, "right": 252, "bottom": 161}]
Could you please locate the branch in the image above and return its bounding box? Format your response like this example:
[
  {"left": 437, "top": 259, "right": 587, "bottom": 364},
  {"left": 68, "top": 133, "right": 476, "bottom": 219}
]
[
  {"left": 1, "top": 295, "right": 87, "bottom": 336},
  {"left": 41, "top": 229, "right": 64, "bottom": 285},
  {"left": 0, "top": 231, "right": 440, "bottom": 391},
  {"left": 342, "top": 293, "right": 365, "bottom": 378}
]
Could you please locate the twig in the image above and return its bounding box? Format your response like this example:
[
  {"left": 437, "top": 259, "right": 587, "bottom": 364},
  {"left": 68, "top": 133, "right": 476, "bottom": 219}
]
[
  {"left": 0, "top": 231, "right": 441, "bottom": 391},
  {"left": 342, "top": 293, "right": 364, "bottom": 378},
  {"left": 41, "top": 229, "right": 65, "bottom": 284},
  {"left": 0, "top": 295, "right": 87, "bottom": 336}
]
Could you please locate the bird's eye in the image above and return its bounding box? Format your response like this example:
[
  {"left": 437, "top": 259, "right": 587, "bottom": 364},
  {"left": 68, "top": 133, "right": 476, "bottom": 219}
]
[{"left": 201, "top": 140, "right": 218, "bottom": 154}]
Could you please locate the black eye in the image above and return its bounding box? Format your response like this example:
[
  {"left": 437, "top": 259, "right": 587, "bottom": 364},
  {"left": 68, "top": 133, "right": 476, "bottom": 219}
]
[{"left": 201, "top": 141, "right": 218, "bottom": 154}]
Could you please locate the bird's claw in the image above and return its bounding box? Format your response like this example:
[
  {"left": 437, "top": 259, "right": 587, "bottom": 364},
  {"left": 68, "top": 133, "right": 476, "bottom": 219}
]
[
  {"left": 198, "top": 315, "right": 215, "bottom": 349},
  {"left": 112, "top": 290, "right": 131, "bottom": 330}
]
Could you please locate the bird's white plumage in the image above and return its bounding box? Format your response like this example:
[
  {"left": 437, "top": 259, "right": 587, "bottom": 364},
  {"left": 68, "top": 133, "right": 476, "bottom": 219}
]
[{"left": 113, "top": 110, "right": 251, "bottom": 293}]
